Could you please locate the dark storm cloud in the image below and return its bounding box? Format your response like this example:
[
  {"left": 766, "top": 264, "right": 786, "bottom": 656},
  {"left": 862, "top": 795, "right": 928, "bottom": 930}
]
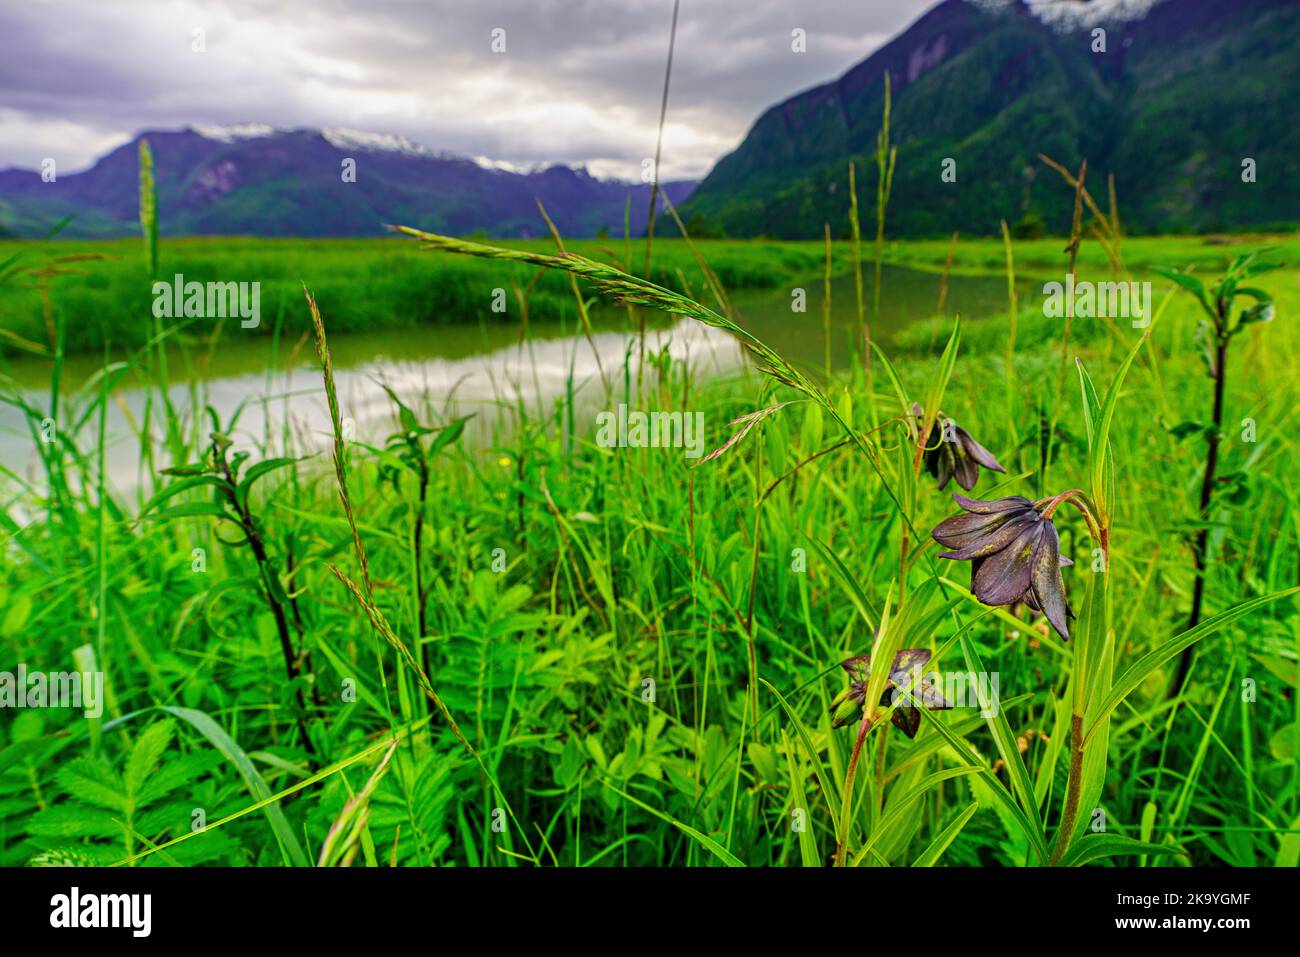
[{"left": 0, "top": 0, "right": 936, "bottom": 178}]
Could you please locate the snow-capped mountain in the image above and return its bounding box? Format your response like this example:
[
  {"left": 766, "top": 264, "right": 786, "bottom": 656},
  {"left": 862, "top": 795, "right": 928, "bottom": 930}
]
[{"left": 0, "top": 126, "right": 695, "bottom": 239}]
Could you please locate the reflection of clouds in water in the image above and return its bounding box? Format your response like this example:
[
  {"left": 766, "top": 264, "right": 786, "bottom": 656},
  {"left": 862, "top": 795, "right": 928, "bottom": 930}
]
[
  {"left": 0, "top": 319, "right": 744, "bottom": 499},
  {"left": 352, "top": 318, "right": 742, "bottom": 444},
  {"left": 258, "top": 318, "right": 742, "bottom": 460}
]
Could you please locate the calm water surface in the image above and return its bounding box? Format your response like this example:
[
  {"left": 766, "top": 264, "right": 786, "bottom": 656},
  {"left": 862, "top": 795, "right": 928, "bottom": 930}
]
[{"left": 0, "top": 264, "right": 1030, "bottom": 492}]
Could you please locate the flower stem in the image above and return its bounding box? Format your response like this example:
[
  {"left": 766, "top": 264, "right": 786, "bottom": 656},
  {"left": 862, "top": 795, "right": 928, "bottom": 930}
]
[
  {"left": 899, "top": 413, "right": 932, "bottom": 607},
  {"left": 1173, "top": 335, "right": 1228, "bottom": 694},
  {"left": 1049, "top": 713, "right": 1085, "bottom": 865},
  {"left": 834, "top": 711, "right": 874, "bottom": 866},
  {"left": 1037, "top": 490, "right": 1105, "bottom": 555}
]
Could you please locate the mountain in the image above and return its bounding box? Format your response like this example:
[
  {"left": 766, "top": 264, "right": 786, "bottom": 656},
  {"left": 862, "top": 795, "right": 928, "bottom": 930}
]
[
  {"left": 0, "top": 126, "right": 695, "bottom": 239},
  {"left": 675, "top": 0, "right": 1300, "bottom": 238}
]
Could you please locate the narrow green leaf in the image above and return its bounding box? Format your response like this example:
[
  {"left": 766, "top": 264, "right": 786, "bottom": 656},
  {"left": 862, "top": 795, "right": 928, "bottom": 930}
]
[
  {"left": 850, "top": 767, "right": 980, "bottom": 866},
  {"left": 762, "top": 678, "right": 841, "bottom": 823},
  {"left": 602, "top": 781, "right": 745, "bottom": 866},
  {"left": 124, "top": 721, "right": 173, "bottom": 798},
  {"left": 140, "top": 475, "right": 233, "bottom": 516},
  {"left": 961, "top": 634, "right": 1047, "bottom": 844},
  {"left": 781, "top": 730, "right": 822, "bottom": 867},
  {"left": 161, "top": 706, "right": 311, "bottom": 867},
  {"left": 1085, "top": 587, "right": 1300, "bottom": 746},
  {"left": 1089, "top": 334, "right": 1147, "bottom": 520},
  {"left": 919, "top": 708, "right": 1051, "bottom": 864},
  {"left": 1061, "top": 834, "right": 1187, "bottom": 867},
  {"left": 149, "top": 502, "right": 237, "bottom": 524},
  {"left": 806, "top": 534, "right": 880, "bottom": 629},
  {"left": 913, "top": 801, "right": 979, "bottom": 866},
  {"left": 237, "top": 455, "right": 310, "bottom": 508},
  {"left": 428, "top": 416, "right": 472, "bottom": 459}
]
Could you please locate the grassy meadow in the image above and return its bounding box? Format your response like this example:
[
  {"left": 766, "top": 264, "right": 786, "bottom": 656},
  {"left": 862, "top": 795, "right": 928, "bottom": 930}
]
[
  {"left": 1, "top": 213, "right": 1299, "bottom": 868},
  {"left": 0, "top": 235, "right": 863, "bottom": 356}
]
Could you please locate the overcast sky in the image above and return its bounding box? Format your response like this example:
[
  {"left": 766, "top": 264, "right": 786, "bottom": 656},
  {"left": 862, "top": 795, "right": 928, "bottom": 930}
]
[{"left": 0, "top": 0, "right": 954, "bottom": 181}]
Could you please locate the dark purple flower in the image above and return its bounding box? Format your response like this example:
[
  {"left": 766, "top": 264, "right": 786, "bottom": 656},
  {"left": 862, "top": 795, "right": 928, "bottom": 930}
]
[
  {"left": 828, "top": 648, "right": 953, "bottom": 736},
  {"left": 931, "top": 494, "right": 1074, "bottom": 640},
  {"left": 914, "top": 405, "right": 1006, "bottom": 492}
]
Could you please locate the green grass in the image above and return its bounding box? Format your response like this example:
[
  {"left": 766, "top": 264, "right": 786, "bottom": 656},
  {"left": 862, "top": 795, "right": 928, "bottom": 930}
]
[
  {"left": 5, "top": 231, "right": 1296, "bottom": 359},
  {"left": 876, "top": 232, "right": 1300, "bottom": 278},
  {"left": 1, "top": 229, "right": 1298, "bottom": 868},
  {"left": 0, "top": 235, "right": 873, "bottom": 357}
]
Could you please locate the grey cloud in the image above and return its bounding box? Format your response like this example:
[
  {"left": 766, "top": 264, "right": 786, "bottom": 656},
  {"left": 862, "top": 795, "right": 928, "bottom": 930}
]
[{"left": 0, "top": 0, "right": 936, "bottom": 178}]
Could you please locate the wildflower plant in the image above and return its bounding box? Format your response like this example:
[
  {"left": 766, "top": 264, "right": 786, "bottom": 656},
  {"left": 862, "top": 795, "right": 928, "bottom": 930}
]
[
  {"left": 933, "top": 493, "right": 1078, "bottom": 640},
  {"left": 351, "top": 215, "right": 1300, "bottom": 872},
  {"left": 1153, "top": 252, "right": 1281, "bottom": 691},
  {"left": 372, "top": 381, "right": 470, "bottom": 728},
  {"left": 140, "top": 411, "right": 316, "bottom": 759},
  {"left": 828, "top": 648, "right": 952, "bottom": 736},
  {"left": 913, "top": 403, "right": 1006, "bottom": 491}
]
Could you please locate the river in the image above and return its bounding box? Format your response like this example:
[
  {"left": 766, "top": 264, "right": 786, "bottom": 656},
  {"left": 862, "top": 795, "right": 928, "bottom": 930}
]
[{"left": 0, "top": 264, "right": 1030, "bottom": 493}]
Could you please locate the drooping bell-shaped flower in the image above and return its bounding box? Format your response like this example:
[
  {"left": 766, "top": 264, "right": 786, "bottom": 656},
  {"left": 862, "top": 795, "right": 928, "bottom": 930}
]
[
  {"left": 913, "top": 404, "right": 1006, "bottom": 492},
  {"left": 828, "top": 648, "right": 953, "bottom": 737},
  {"left": 931, "top": 493, "right": 1074, "bottom": 640}
]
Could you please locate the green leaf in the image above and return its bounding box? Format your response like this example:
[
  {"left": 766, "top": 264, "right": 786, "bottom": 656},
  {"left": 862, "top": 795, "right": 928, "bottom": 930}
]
[
  {"left": 1076, "top": 357, "right": 1101, "bottom": 448},
  {"left": 160, "top": 706, "right": 310, "bottom": 867},
  {"left": 149, "top": 502, "right": 237, "bottom": 524},
  {"left": 1230, "top": 252, "right": 1281, "bottom": 281},
  {"left": 1084, "top": 587, "right": 1300, "bottom": 746},
  {"left": 237, "top": 456, "right": 309, "bottom": 509},
  {"left": 1070, "top": 563, "right": 1115, "bottom": 853},
  {"left": 0, "top": 735, "right": 64, "bottom": 777},
  {"left": 28, "top": 804, "right": 122, "bottom": 840},
  {"left": 124, "top": 720, "right": 174, "bottom": 798},
  {"left": 1276, "top": 812, "right": 1300, "bottom": 866},
  {"left": 427, "top": 416, "right": 472, "bottom": 459},
  {"left": 1250, "top": 652, "right": 1297, "bottom": 687},
  {"left": 601, "top": 780, "right": 745, "bottom": 866},
  {"left": 140, "top": 475, "right": 234, "bottom": 516},
  {"left": 961, "top": 634, "right": 1047, "bottom": 844},
  {"left": 921, "top": 318, "right": 961, "bottom": 438},
  {"left": 850, "top": 767, "right": 980, "bottom": 866},
  {"left": 1233, "top": 286, "right": 1273, "bottom": 304},
  {"left": 261, "top": 561, "right": 290, "bottom": 606},
  {"left": 781, "top": 729, "right": 821, "bottom": 867},
  {"left": 919, "top": 707, "right": 1051, "bottom": 864},
  {"left": 1085, "top": 332, "right": 1146, "bottom": 524},
  {"left": 55, "top": 757, "right": 127, "bottom": 812},
  {"left": 1269, "top": 722, "right": 1300, "bottom": 761},
  {"left": 1151, "top": 266, "right": 1211, "bottom": 317},
  {"left": 913, "top": 801, "right": 979, "bottom": 866},
  {"left": 869, "top": 340, "right": 910, "bottom": 413},
  {"left": 135, "top": 752, "right": 223, "bottom": 807},
  {"left": 761, "top": 678, "right": 841, "bottom": 824},
  {"left": 1237, "top": 301, "right": 1275, "bottom": 329},
  {"left": 1060, "top": 834, "right": 1187, "bottom": 867},
  {"left": 377, "top": 382, "right": 419, "bottom": 436},
  {"left": 806, "top": 534, "right": 880, "bottom": 629}
]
